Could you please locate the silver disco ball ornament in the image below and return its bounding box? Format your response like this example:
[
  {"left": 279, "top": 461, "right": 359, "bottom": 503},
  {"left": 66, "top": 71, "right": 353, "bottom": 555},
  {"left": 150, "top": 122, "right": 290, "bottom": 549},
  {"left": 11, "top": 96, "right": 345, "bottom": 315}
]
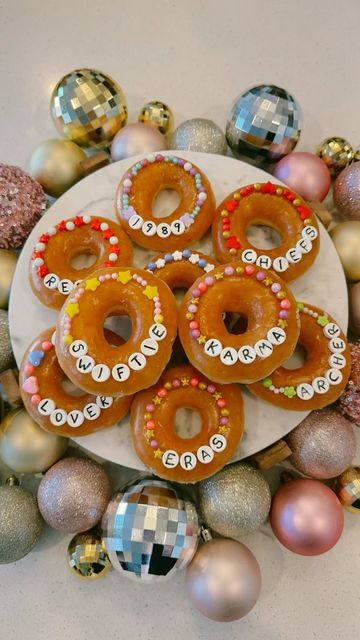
[
  {"left": 101, "top": 478, "right": 200, "bottom": 583},
  {"left": 226, "top": 84, "right": 301, "bottom": 165}
]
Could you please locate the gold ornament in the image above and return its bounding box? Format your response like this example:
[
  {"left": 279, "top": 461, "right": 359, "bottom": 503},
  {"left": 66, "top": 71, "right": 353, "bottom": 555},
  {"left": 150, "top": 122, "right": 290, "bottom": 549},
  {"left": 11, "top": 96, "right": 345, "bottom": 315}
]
[
  {"left": 51, "top": 68, "right": 127, "bottom": 148},
  {"left": 316, "top": 137, "right": 354, "bottom": 176},
  {"left": 336, "top": 466, "right": 360, "bottom": 514},
  {"left": 0, "top": 408, "right": 68, "bottom": 474},
  {"left": 67, "top": 531, "right": 111, "bottom": 579},
  {"left": 354, "top": 146, "right": 360, "bottom": 162},
  {"left": 30, "top": 139, "right": 86, "bottom": 198},
  {"left": 0, "top": 250, "right": 17, "bottom": 309},
  {"left": 138, "top": 101, "right": 174, "bottom": 135},
  {"left": 330, "top": 221, "right": 360, "bottom": 282}
]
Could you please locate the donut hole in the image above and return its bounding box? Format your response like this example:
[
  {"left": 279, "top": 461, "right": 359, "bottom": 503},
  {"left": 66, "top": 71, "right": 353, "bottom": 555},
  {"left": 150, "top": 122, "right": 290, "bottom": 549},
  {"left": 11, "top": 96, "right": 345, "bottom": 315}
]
[
  {"left": 246, "top": 224, "right": 283, "bottom": 250},
  {"left": 61, "top": 376, "right": 86, "bottom": 397},
  {"left": 69, "top": 251, "right": 98, "bottom": 270},
  {"left": 224, "top": 312, "right": 248, "bottom": 335},
  {"left": 173, "top": 286, "right": 188, "bottom": 306},
  {"left": 174, "top": 407, "right": 202, "bottom": 439},
  {"left": 282, "top": 343, "right": 307, "bottom": 370},
  {"left": 103, "top": 313, "right": 132, "bottom": 344},
  {"left": 152, "top": 188, "right": 181, "bottom": 219}
]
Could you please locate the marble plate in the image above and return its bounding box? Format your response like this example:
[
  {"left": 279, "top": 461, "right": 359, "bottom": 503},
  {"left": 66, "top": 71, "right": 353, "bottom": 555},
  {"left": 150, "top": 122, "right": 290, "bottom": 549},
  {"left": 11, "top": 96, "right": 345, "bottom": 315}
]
[{"left": 9, "top": 151, "right": 348, "bottom": 471}]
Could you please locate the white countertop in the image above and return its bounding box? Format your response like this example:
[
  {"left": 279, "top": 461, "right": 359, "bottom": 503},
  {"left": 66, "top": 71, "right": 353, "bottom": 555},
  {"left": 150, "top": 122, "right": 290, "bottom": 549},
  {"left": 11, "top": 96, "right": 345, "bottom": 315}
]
[{"left": 0, "top": 1, "right": 360, "bottom": 639}]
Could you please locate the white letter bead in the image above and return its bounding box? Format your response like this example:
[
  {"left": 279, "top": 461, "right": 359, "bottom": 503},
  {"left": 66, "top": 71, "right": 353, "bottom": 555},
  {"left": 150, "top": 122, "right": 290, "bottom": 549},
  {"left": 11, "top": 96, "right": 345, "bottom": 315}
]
[
  {"left": 328, "top": 353, "right": 347, "bottom": 369},
  {"left": 170, "top": 220, "right": 185, "bottom": 235},
  {"left": 142, "top": 220, "right": 157, "bottom": 236},
  {"left": 296, "top": 383, "right": 314, "bottom": 400},
  {"left": 50, "top": 409, "right": 67, "bottom": 426},
  {"left": 302, "top": 225, "right": 318, "bottom": 240},
  {"left": 140, "top": 338, "right": 159, "bottom": 356},
  {"left": 112, "top": 363, "right": 131, "bottom": 381},
  {"left": 328, "top": 338, "right": 346, "bottom": 353},
  {"left": 272, "top": 257, "right": 289, "bottom": 272},
  {"left": 156, "top": 223, "right": 171, "bottom": 238},
  {"left": 238, "top": 345, "right": 256, "bottom": 364},
  {"left": 241, "top": 249, "right": 257, "bottom": 264},
  {"left": 96, "top": 396, "right": 114, "bottom": 409},
  {"left": 149, "top": 324, "right": 167, "bottom": 341},
  {"left": 209, "top": 434, "right": 227, "bottom": 452},
  {"left": 254, "top": 340, "right": 273, "bottom": 358},
  {"left": 128, "top": 352, "right": 146, "bottom": 370},
  {"left": 312, "top": 377, "right": 330, "bottom": 394},
  {"left": 286, "top": 247, "right": 302, "bottom": 264},
  {"left": 323, "top": 323, "right": 341, "bottom": 339},
  {"left": 67, "top": 410, "right": 85, "bottom": 427},
  {"left": 267, "top": 327, "right": 286, "bottom": 345},
  {"left": 69, "top": 340, "right": 88, "bottom": 358},
  {"left": 129, "top": 214, "right": 144, "bottom": 230},
  {"left": 220, "top": 347, "right": 238, "bottom": 365},
  {"left": 76, "top": 355, "right": 95, "bottom": 374},
  {"left": 38, "top": 398, "right": 56, "bottom": 416},
  {"left": 325, "top": 369, "right": 343, "bottom": 385},
  {"left": 91, "top": 364, "right": 110, "bottom": 382},
  {"left": 204, "top": 339, "right": 222, "bottom": 357},
  {"left": 296, "top": 238, "right": 312, "bottom": 254},
  {"left": 58, "top": 279, "right": 74, "bottom": 295},
  {"left": 196, "top": 445, "right": 214, "bottom": 464},
  {"left": 256, "top": 255, "right": 272, "bottom": 269},
  {"left": 184, "top": 162, "right": 192, "bottom": 172},
  {"left": 83, "top": 403, "right": 101, "bottom": 421},
  {"left": 162, "top": 450, "right": 179, "bottom": 469},
  {"left": 180, "top": 452, "right": 197, "bottom": 470},
  {"left": 44, "top": 273, "right": 60, "bottom": 290}
]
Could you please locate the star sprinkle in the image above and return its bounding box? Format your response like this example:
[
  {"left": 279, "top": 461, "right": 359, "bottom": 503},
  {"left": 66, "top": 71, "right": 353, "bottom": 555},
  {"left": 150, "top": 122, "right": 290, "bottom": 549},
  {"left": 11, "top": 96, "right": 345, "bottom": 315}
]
[
  {"left": 278, "top": 319, "right": 288, "bottom": 329},
  {"left": 264, "top": 278, "right": 273, "bottom": 286},
  {"left": 296, "top": 301, "right": 305, "bottom": 311},
  {"left": 181, "top": 377, "right": 190, "bottom": 386},
  {"left": 284, "top": 386, "right": 297, "bottom": 398},
  {"left": 180, "top": 213, "right": 194, "bottom": 227},
  {"left": 154, "top": 449, "right": 164, "bottom": 459},
  {"left": 197, "top": 335, "right": 206, "bottom": 345},
  {"left": 85, "top": 277, "right": 100, "bottom": 291},
  {"left": 317, "top": 315, "right": 329, "bottom": 327},
  {"left": 190, "top": 297, "right": 199, "bottom": 305},
  {"left": 204, "top": 264, "right": 215, "bottom": 272},
  {"left": 213, "top": 392, "right": 222, "bottom": 401},
  {"left": 153, "top": 396, "right": 162, "bottom": 406},
  {"left": 262, "top": 377, "right": 273, "bottom": 389},
  {"left": 63, "top": 335, "right": 73, "bottom": 346},
  {"left": 219, "top": 426, "right": 230, "bottom": 436},
  {"left": 117, "top": 270, "right": 132, "bottom": 284},
  {"left": 214, "top": 272, "right": 224, "bottom": 280},
  {"left": 145, "top": 430, "right": 155, "bottom": 440},
  {"left": 65, "top": 302, "right": 79, "bottom": 318},
  {"left": 143, "top": 285, "right": 159, "bottom": 300}
]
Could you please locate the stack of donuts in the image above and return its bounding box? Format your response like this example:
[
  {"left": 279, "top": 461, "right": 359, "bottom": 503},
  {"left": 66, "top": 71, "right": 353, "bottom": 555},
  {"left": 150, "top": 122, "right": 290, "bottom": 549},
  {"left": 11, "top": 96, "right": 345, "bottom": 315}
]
[{"left": 20, "top": 153, "right": 351, "bottom": 484}]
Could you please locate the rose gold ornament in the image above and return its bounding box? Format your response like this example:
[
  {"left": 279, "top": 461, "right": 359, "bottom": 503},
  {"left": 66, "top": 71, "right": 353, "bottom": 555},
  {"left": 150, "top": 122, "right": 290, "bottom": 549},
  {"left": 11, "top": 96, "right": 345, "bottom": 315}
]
[
  {"left": 270, "top": 478, "right": 344, "bottom": 555},
  {"left": 333, "top": 162, "right": 360, "bottom": 221},
  {"left": 110, "top": 123, "right": 167, "bottom": 161},
  {"left": 273, "top": 152, "right": 331, "bottom": 201}
]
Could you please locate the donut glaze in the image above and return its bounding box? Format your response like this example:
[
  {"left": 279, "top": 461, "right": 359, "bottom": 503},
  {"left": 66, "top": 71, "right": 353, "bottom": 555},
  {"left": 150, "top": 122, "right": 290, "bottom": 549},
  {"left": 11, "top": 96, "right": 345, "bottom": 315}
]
[
  {"left": 178, "top": 262, "right": 300, "bottom": 384},
  {"left": 29, "top": 214, "right": 133, "bottom": 309},
  {"left": 56, "top": 267, "right": 177, "bottom": 396},
  {"left": 212, "top": 182, "right": 320, "bottom": 282},
  {"left": 247, "top": 302, "right": 351, "bottom": 410},
  {"left": 145, "top": 249, "right": 218, "bottom": 292},
  {"left": 20, "top": 328, "right": 132, "bottom": 437},
  {"left": 115, "top": 154, "right": 215, "bottom": 251},
  {"left": 131, "top": 365, "right": 244, "bottom": 484}
]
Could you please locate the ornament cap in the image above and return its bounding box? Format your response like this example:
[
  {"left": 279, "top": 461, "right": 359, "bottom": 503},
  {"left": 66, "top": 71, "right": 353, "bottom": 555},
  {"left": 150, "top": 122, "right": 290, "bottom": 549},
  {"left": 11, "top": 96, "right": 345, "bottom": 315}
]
[{"left": 5, "top": 475, "right": 20, "bottom": 487}]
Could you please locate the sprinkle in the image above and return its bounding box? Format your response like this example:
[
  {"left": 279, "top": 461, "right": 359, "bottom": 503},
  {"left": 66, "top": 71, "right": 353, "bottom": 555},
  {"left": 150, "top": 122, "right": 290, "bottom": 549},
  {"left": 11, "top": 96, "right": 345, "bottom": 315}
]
[
  {"left": 181, "top": 377, "right": 190, "bottom": 386},
  {"left": 154, "top": 449, "right": 164, "bottom": 459},
  {"left": 256, "top": 272, "right": 266, "bottom": 281},
  {"left": 262, "top": 377, "right": 273, "bottom": 388},
  {"left": 31, "top": 394, "right": 41, "bottom": 405},
  {"left": 224, "top": 266, "right": 234, "bottom": 276},
  {"left": 172, "top": 379, "right": 181, "bottom": 388},
  {"left": 280, "top": 299, "right": 291, "bottom": 310},
  {"left": 279, "top": 310, "right": 288, "bottom": 319},
  {"left": 245, "top": 265, "right": 255, "bottom": 275},
  {"left": 191, "top": 329, "right": 200, "bottom": 338},
  {"left": 317, "top": 315, "right": 329, "bottom": 327},
  {"left": 217, "top": 399, "right": 226, "bottom": 408},
  {"left": 284, "top": 386, "right": 297, "bottom": 398},
  {"left": 85, "top": 278, "right": 100, "bottom": 292},
  {"left": 207, "top": 385, "right": 216, "bottom": 393},
  {"left": 198, "top": 282, "right": 207, "bottom": 292},
  {"left": 63, "top": 335, "right": 73, "bottom": 346},
  {"left": 271, "top": 283, "right": 281, "bottom": 293},
  {"left": 143, "top": 285, "right": 159, "bottom": 300},
  {"left": 146, "top": 420, "right": 155, "bottom": 429},
  {"left": 157, "top": 388, "right": 167, "bottom": 398},
  {"left": 65, "top": 302, "right": 79, "bottom": 318},
  {"left": 117, "top": 270, "right": 132, "bottom": 284},
  {"left": 146, "top": 403, "right": 155, "bottom": 412},
  {"left": 190, "top": 378, "right": 199, "bottom": 386},
  {"left": 150, "top": 440, "right": 159, "bottom": 449}
]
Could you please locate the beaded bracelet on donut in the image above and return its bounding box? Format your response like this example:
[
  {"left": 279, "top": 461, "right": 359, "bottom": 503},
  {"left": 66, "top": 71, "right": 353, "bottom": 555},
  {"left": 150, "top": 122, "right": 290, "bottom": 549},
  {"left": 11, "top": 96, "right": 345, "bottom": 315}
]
[
  {"left": 145, "top": 249, "right": 218, "bottom": 292},
  {"left": 55, "top": 267, "right": 177, "bottom": 396},
  {"left": 29, "top": 214, "right": 133, "bottom": 309},
  {"left": 20, "top": 328, "right": 132, "bottom": 437},
  {"left": 179, "top": 261, "right": 300, "bottom": 384},
  {"left": 115, "top": 154, "right": 215, "bottom": 251},
  {"left": 212, "top": 182, "right": 320, "bottom": 282},
  {"left": 130, "top": 364, "right": 244, "bottom": 484},
  {"left": 247, "top": 302, "right": 351, "bottom": 410}
]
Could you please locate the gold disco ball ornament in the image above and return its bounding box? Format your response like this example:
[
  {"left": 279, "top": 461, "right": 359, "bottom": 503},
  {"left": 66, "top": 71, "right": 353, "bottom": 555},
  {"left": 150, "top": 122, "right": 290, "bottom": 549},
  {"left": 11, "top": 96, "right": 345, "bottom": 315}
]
[
  {"left": 67, "top": 531, "right": 111, "bottom": 580},
  {"left": 50, "top": 68, "right": 127, "bottom": 148},
  {"left": 138, "top": 100, "right": 174, "bottom": 135},
  {"left": 316, "top": 137, "right": 354, "bottom": 176}
]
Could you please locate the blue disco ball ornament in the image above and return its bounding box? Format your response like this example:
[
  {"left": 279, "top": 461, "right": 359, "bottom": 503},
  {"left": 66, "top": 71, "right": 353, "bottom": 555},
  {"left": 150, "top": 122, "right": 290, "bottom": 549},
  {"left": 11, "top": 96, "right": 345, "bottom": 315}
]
[
  {"left": 101, "top": 478, "right": 200, "bottom": 582},
  {"left": 226, "top": 84, "right": 301, "bottom": 166}
]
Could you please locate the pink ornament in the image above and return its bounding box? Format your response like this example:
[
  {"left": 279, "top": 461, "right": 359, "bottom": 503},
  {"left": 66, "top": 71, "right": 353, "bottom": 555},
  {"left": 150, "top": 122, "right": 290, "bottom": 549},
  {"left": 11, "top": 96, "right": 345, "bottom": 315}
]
[
  {"left": 333, "top": 162, "right": 360, "bottom": 221},
  {"left": 270, "top": 478, "right": 344, "bottom": 556},
  {"left": 273, "top": 152, "right": 331, "bottom": 202},
  {"left": 111, "top": 123, "right": 167, "bottom": 161}
]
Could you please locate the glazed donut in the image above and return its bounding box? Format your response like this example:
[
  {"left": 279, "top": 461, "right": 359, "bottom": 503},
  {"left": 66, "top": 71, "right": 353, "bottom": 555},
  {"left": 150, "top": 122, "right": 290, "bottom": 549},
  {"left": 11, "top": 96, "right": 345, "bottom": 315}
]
[
  {"left": 130, "top": 365, "right": 244, "bottom": 484},
  {"left": 115, "top": 153, "right": 215, "bottom": 251},
  {"left": 247, "top": 302, "right": 351, "bottom": 410},
  {"left": 145, "top": 249, "right": 218, "bottom": 292},
  {"left": 29, "top": 214, "right": 133, "bottom": 309},
  {"left": 212, "top": 181, "right": 320, "bottom": 282},
  {"left": 20, "top": 328, "right": 132, "bottom": 437},
  {"left": 178, "top": 261, "right": 300, "bottom": 384},
  {"left": 55, "top": 266, "right": 177, "bottom": 396}
]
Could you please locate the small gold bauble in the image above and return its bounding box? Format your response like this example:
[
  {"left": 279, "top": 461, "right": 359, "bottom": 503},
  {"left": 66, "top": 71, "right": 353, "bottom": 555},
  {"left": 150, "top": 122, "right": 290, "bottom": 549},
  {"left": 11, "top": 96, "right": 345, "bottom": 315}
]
[
  {"left": 330, "top": 221, "right": 360, "bottom": 282},
  {"left": 51, "top": 68, "right": 127, "bottom": 148},
  {"left": 0, "top": 408, "right": 68, "bottom": 474},
  {"left": 67, "top": 531, "right": 111, "bottom": 579},
  {"left": 336, "top": 466, "right": 360, "bottom": 514},
  {"left": 138, "top": 101, "right": 174, "bottom": 135},
  {"left": 0, "top": 250, "right": 17, "bottom": 309},
  {"left": 316, "top": 137, "right": 354, "bottom": 176},
  {"left": 30, "top": 139, "right": 86, "bottom": 198}
]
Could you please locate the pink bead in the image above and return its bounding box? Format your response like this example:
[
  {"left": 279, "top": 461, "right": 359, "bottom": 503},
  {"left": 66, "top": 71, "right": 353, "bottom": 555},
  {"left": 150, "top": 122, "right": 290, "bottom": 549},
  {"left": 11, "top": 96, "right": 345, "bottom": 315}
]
[
  {"left": 146, "top": 420, "right": 155, "bottom": 429},
  {"left": 189, "top": 321, "right": 198, "bottom": 330},
  {"left": 198, "top": 282, "right": 207, "bottom": 292},
  {"left": 224, "top": 266, "right": 234, "bottom": 276},
  {"left": 192, "top": 289, "right": 200, "bottom": 297},
  {"left": 190, "top": 377, "right": 199, "bottom": 387},
  {"left": 273, "top": 152, "right": 331, "bottom": 202},
  {"left": 141, "top": 280, "right": 147, "bottom": 286},
  {"left": 256, "top": 272, "right": 266, "bottom": 281},
  {"left": 281, "top": 299, "right": 291, "bottom": 309},
  {"left": 207, "top": 385, "right": 216, "bottom": 394},
  {"left": 24, "top": 364, "right": 35, "bottom": 375},
  {"left": 105, "top": 274, "right": 111, "bottom": 280},
  {"left": 78, "top": 288, "right": 84, "bottom": 295},
  {"left": 64, "top": 329, "right": 70, "bottom": 336},
  {"left": 172, "top": 379, "right": 181, "bottom": 388},
  {"left": 220, "top": 417, "right": 229, "bottom": 425},
  {"left": 188, "top": 304, "right": 198, "bottom": 313},
  {"left": 132, "top": 274, "right": 137, "bottom": 279},
  {"left": 156, "top": 154, "right": 163, "bottom": 161},
  {"left": 150, "top": 440, "right": 159, "bottom": 449},
  {"left": 153, "top": 296, "right": 159, "bottom": 302},
  {"left": 271, "top": 283, "right": 281, "bottom": 293},
  {"left": 146, "top": 403, "right": 155, "bottom": 412},
  {"left": 245, "top": 265, "right": 255, "bottom": 275},
  {"left": 217, "top": 399, "right": 226, "bottom": 408},
  {"left": 31, "top": 394, "right": 41, "bottom": 405},
  {"left": 158, "top": 388, "right": 167, "bottom": 398},
  {"left": 41, "top": 341, "right": 52, "bottom": 351},
  {"left": 204, "top": 276, "right": 214, "bottom": 286},
  {"left": 142, "top": 159, "right": 148, "bottom": 166},
  {"left": 279, "top": 310, "right": 289, "bottom": 319},
  {"left": 191, "top": 329, "right": 200, "bottom": 338}
]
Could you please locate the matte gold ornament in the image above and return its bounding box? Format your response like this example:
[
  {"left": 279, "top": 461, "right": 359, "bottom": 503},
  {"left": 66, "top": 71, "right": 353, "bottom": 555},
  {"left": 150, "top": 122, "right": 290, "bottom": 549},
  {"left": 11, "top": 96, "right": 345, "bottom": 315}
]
[
  {"left": 67, "top": 530, "right": 111, "bottom": 579},
  {"left": 330, "top": 221, "right": 360, "bottom": 282},
  {"left": 0, "top": 478, "right": 43, "bottom": 564},
  {"left": 30, "top": 139, "right": 86, "bottom": 198},
  {"left": 316, "top": 137, "right": 354, "bottom": 176},
  {"left": 336, "top": 466, "right": 360, "bottom": 514},
  {"left": 0, "top": 309, "right": 14, "bottom": 373},
  {"left": 138, "top": 100, "right": 174, "bottom": 135},
  {"left": 0, "top": 408, "right": 68, "bottom": 474},
  {"left": 0, "top": 249, "right": 17, "bottom": 309},
  {"left": 51, "top": 68, "right": 127, "bottom": 148}
]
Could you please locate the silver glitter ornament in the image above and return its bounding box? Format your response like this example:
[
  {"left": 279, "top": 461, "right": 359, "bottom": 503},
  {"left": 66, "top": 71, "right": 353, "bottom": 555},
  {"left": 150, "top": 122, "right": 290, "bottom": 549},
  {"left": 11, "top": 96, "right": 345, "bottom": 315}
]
[
  {"left": 101, "top": 478, "right": 200, "bottom": 582},
  {"left": 198, "top": 463, "right": 271, "bottom": 538},
  {"left": 168, "top": 118, "right": 227, "bottom": 155},
  {"left": 226, "top": 84, "right": 301, "bottom": 165},
  {"left": 0, "top": 309, "right": 14, "bottom": 373},
  {"left": 0, "top": 479, "right": 43, "bottom": 563}
]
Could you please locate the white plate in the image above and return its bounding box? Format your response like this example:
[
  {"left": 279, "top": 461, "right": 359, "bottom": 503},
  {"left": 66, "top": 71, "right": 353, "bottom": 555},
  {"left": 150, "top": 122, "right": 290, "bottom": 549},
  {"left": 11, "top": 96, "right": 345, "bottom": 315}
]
[{"left": 9, "top": 151, "right": 348, "bottom": 471}]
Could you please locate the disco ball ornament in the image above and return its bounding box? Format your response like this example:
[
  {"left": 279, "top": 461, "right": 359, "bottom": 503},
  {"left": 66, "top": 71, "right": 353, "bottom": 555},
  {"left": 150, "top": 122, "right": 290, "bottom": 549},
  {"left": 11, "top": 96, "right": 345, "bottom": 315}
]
[
  {"left": 316, "top": 137, "right": 354, "bottom": 177},
  {"left": 336, "top": 466, "right": 360, "bottom": 514},
  {"left": 138, "top": 100, "right": 174, "bottom": 135},
  {"left": 50, "top": 68, "right": 127, "bottom": 148},
  {"left": 101, "top": 478, "right": 200, "bottom": 583},
  {"left": 67, "top": 530, "right": 112, "bottom": 580},
  {"left": 226, "top": 84, "right": 301, "bottom": 165},
  {"left": 169, "top": 118, "right": 227, "bottom": 155}
]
